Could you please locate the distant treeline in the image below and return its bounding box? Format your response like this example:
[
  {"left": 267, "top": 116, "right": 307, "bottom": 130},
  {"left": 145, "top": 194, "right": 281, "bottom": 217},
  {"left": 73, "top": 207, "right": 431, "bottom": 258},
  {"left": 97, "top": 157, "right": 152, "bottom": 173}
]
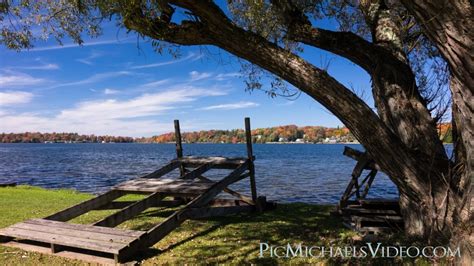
[
  {"left": 0, "top": 132, "right": 134, "bottom": 143},
  {"left": 139, "top": 125, "right": 355, "bottom": 144},
  {"left": 1, "top": 123, "right": 452, "bottom": 144}
]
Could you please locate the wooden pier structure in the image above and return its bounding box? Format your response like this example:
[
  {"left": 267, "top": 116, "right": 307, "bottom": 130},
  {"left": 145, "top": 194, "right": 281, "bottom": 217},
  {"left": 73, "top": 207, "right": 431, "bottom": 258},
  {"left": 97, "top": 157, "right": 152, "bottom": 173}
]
[
  {"left": 0, "top": 118, "right": 269, "bottom": 264},
  {"left": 337, "top": 146, "right": 403, "bottom": 233}
]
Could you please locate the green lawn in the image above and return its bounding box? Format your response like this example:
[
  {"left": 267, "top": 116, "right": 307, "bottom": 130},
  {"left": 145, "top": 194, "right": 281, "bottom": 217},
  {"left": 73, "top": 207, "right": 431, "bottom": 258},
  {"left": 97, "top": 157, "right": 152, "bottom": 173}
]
[{"left": 0, "top": 186, "right": 432, "bottom": 265}]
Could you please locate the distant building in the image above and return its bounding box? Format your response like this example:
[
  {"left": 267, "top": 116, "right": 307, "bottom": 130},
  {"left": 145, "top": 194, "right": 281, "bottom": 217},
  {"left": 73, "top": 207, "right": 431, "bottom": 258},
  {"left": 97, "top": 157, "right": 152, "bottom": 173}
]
[
  {"left": 278, "top": 137, "right": 288, "bottom": 142},
  {"left": 295, "top": 138, "right": 305, "bottom": 143}
]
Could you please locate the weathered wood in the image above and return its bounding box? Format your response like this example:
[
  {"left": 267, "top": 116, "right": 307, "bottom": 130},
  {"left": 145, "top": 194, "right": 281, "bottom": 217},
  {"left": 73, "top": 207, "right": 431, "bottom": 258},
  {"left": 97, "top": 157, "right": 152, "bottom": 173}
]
[
  {"left": 343, "top": 146, "right": 380, "bottom": 170},
  {"left": 0, "top": 241, "right": 117, "bottom": 265},
  {"left": 174, "top": 120, "right": 183, "bottom": 158},
  {"left": 94, "top": 192, "right": 165, "bottom": 228},
  {"left": 142, "top": 161, "right": 250, "bottom": 247},
  {"left": 0, "top": 227, "right": 127, "bottom": 254},
  {"left": 24, "top": 219, "right": 144, "bottom": 237},
  {"left": 44, "top": 190, "right": 123, "bottom": 222},
  {"left": 340, "top": 207, "right": 400, "bottom": 215},
  {"left": 198, "top": 174, "right": 255, "bottom": 205},
  {"left": 114, "top": 178, "right": 215, "bottom": 195},
  {"left": 95, "top": 199, "right": 184, "bottom": 210},
  {"left": 361, "top": 169, "right": 377, "bottom": 198},
  {"left": 178, "top": 156, "right": 248, "bottom": 169},
  {"left": 180, "top": 163, "right": 213, "bottom": 180},
  {"left": 9, "top": 222, "right": 137, "bottom": 244},
  {"left": 174, "top": 119, "right": 185, "bottom": 178},
  {"left": 208, "top": 198, "right": 251, "bottom": 207},
  {"left": 245, "top": 117, "right": 258, "bottom": 208},
  {"left": 140, "top": 160, "right": 181, "bottom": 179},
  {"left": 185, "top": 205, "right": 255, "bottom": 219}
]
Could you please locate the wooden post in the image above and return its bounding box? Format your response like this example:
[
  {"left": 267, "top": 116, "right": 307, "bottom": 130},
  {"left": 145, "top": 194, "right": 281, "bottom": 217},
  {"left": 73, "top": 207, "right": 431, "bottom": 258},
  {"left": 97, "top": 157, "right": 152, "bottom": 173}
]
[
  {"left": 174, "top": 120, "right": 185, "bottom": 177},
  {"left": 245, "top": 117, "right": 259, "bottom": 210}
]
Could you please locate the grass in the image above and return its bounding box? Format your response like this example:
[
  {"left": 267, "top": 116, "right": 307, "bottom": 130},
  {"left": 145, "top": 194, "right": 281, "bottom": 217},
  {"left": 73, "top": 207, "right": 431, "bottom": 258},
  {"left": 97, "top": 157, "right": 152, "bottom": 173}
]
[{"left": 0, "top": 186, "right": 435, "bottom": 265}]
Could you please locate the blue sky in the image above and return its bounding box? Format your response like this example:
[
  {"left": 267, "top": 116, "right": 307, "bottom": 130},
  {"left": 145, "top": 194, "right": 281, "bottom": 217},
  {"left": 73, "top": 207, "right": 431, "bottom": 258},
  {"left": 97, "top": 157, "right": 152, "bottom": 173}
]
[{"left": 0, "top": 13, "right": 373, "bottom": 137}]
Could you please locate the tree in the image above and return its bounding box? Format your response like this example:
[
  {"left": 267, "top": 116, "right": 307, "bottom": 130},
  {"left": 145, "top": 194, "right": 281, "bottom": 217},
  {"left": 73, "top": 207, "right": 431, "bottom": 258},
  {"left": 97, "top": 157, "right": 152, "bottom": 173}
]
[{"left": 1, "top": 0, "right": 472, "bottom": 260}]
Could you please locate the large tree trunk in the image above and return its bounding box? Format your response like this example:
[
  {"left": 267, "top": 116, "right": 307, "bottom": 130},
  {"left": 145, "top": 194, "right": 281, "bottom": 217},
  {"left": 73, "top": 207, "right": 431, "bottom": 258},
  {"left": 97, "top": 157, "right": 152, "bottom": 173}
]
[
  {"left": 121, "top": 0, "right": 472, "bottom": 259},
  {"left": 401, "top": 0, "right": 473, "bottom": 262}
]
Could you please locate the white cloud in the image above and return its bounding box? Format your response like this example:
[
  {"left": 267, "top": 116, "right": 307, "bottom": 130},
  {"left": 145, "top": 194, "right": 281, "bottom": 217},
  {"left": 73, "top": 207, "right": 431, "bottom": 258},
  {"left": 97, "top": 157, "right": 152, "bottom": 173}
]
[
  {"left": 29, "top": 38, "right": 135, "bottom": 52},
  {"left": 51, "top": 71, "right": 133, "bottom": 88},
  {"left": 104, "top": 88, "right": 119, "bottom": 95},
  {"left": 76, "top": 50, "right": 104, "bottom": 65},
  {"left": 10, "top": 63, "right": 59, "bottom": 70},
  {"left": 141, "top": 79, "right": 170, "bottom": 88},
  {"left": 0, "top": 87, "right": 227, "bottom": 137},
  {"left": 189, "top": 71, "right": 212, "bottom": 81},
  {"left": 130, "top": 52, "right": 202, "bottom": 69},
  {"left": 0, "top": 91, "right": 34, "bottom": 106},
  {"left": 0, "top": 71, "right": 46, "bottom": 88},
  {"left": 215, "top": 72, "right": 240, "bottom": 81},
  {"left": 200, "top": 101, "right": 259, "bottom": 110}
]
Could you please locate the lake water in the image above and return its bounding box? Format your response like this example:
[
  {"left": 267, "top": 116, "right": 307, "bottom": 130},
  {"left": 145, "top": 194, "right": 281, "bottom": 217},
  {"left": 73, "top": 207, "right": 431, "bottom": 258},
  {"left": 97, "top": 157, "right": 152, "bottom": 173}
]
[{"left": 0, "top": 143, "right": 399, "bottom": 204}]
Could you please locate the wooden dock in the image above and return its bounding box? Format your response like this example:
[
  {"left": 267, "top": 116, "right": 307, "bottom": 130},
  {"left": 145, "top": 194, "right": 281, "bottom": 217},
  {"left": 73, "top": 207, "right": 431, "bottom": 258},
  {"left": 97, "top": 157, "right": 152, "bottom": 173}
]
[
  {"left": 0, "top": 118, "right": 271, "bottom": 264},
  {"left": 336, "top": 146, "right": 403, "bottom": 233}
]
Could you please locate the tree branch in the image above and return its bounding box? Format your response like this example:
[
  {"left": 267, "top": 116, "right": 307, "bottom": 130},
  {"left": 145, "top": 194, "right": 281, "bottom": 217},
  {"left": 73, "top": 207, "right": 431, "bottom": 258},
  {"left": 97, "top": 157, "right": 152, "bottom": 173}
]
[{"left": 161, "top": 0, "right": 430, "bottom": 199}]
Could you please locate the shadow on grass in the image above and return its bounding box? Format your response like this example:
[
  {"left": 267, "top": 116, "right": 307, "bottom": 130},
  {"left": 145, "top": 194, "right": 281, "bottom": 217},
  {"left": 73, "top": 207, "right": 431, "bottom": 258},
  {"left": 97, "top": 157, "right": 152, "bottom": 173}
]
[{"left": 128, "top": 203, "right": 353, "bottom": 264}]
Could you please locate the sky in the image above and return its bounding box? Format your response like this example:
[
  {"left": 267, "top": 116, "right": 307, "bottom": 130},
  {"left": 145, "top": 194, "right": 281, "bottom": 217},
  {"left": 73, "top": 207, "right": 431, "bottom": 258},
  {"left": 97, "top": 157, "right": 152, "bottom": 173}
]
[{"left": 0, "top": 8, "right": 373, "bottom": 137}]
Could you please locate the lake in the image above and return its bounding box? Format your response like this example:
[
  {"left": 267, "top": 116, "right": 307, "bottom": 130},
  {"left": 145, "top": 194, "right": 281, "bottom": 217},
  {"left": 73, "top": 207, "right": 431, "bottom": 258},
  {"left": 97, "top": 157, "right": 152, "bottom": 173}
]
[{"left": 0, "top": 143, "right": 399, "bottom": 204}]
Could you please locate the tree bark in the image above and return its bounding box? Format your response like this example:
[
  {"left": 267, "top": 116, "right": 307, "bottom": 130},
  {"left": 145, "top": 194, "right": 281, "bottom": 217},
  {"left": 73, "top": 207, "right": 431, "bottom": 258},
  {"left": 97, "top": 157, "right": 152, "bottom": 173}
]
[
  {"left": 120, "top": 0, "right": 471, "bottom": 258},
  {"left": 401, "top": 0, "right": 473, "bottom": 262}
]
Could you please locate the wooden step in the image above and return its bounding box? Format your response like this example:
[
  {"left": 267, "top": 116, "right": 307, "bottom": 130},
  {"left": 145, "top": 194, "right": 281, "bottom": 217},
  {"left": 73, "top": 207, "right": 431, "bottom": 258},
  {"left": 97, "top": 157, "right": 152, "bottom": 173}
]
[
  {"left": 177, "top": 156, "right": 248, "bottom": 169},
  {"left": 114, "top": 178, "right": 215, "bottom": 195},
  {"left": 341, "top": 207, "right": 400, "bottom": 215},
  {"left": 0, "top": 219, "right": 145, "bottom": 254}
]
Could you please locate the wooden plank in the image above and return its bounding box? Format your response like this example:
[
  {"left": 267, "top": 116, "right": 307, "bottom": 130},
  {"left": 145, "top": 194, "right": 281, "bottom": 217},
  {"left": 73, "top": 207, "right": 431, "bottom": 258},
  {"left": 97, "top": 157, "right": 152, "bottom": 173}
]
[
  {"left": 95, "top": 199, "right": 184, "bottom": 210},
  {"left": 140, "top": 160, "right": 181, "bottom": 179},
  {"left": 1, "top": 241, "right": 117, "bottom": 265},
  {"left": 245, "top": 117, "right": 258, "bottom": 208},
  {"left": 185, "top": 205, "right": 255, "bottom": 219},
  {"left": 94, "top": 192, "right": 165, "bottom": 228},
  {"left": 0, "top": 227, "right": 126, "bottom": 254},
  {"left": 174, "top": 120, "right": 183, "bottom": 158},
  {"left": 188, "top": 161, "right": 250, "bottom": 208},
  {"left": 8, "top": 222, "right": 136, "bottom": 244},
  {"left": 24, "top": 219, "right": 144, "bottom": 238},
  {"left": 343, "top": 146, "right": 380, "bottom": 170},
  {"left": 180, "top": 163, "right": 213, "bottom": 180},
  {"left": 208, "top": 198, "right": 252, "bottom": 207},
  {"left": 114, "top": 178, "right": 215, "bottom": 195},
  {"left": 174, "top": 119, "right": 185, "bottom": 177},
  {"left": 340, "top": 207, "right": 400, "bottom": 215},
  {"left": 142, "top": 161, "right": 250, "bottom": 247},
  {"left": 178, "top": 156, "right": 247, "bottom": 169},
  {"left": 44, "top": 190, "right": 123, "bottom": 222},
  {"left": 198, "top": 174, "right": 255, "bottom": 205}
]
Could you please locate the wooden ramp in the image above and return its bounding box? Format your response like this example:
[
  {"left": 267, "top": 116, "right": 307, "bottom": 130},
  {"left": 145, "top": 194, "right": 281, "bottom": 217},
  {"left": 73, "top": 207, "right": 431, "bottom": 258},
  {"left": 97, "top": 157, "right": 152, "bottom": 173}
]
[
  {"left": 0, "top": 118, "right": 270, "bottom": 264},
  {"left": 336, "top": 146, "right": 403, "bottom": 234}
]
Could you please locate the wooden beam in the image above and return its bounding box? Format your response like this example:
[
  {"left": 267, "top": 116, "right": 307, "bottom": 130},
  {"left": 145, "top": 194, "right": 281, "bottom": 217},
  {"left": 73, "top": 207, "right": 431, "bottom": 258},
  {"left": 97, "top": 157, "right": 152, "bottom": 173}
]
[
  {"left": 198, "top": 175, "right": 254, "bottom": 205},
  {"left": 343, "top": 146, "right": 380, "bottom": 170},
  {"left": 185, "top": 205, "right": 255, "bottom": 219},
  {"left": 93, "top": 192, "right": 165, "bottom": 228},
  {"left": 140, "top": 160, "right": 180, "bottom": 179},
  {"left": 95, "top": 199, "right": 184, "bottom": 210},
  {"left": 174, "top": 119, "right": 185, "bottom": 177},
  {"left": 180, "top": 163, "right": 213, "bottom": 180},
  {"left": 178, "top": 156, "right": 247, "bottom": 169},
  {"left": 245, "top": 117, "right": 258, "bottom": 208},
  {"left": 44, "top": 190, "right": 123, "bottom": 222},
  {"left": 174, "top": 120, "right": 183, "bottom": 158},
  {"left": 142, "top": 161, "right": 250, "bottom": 247}
]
